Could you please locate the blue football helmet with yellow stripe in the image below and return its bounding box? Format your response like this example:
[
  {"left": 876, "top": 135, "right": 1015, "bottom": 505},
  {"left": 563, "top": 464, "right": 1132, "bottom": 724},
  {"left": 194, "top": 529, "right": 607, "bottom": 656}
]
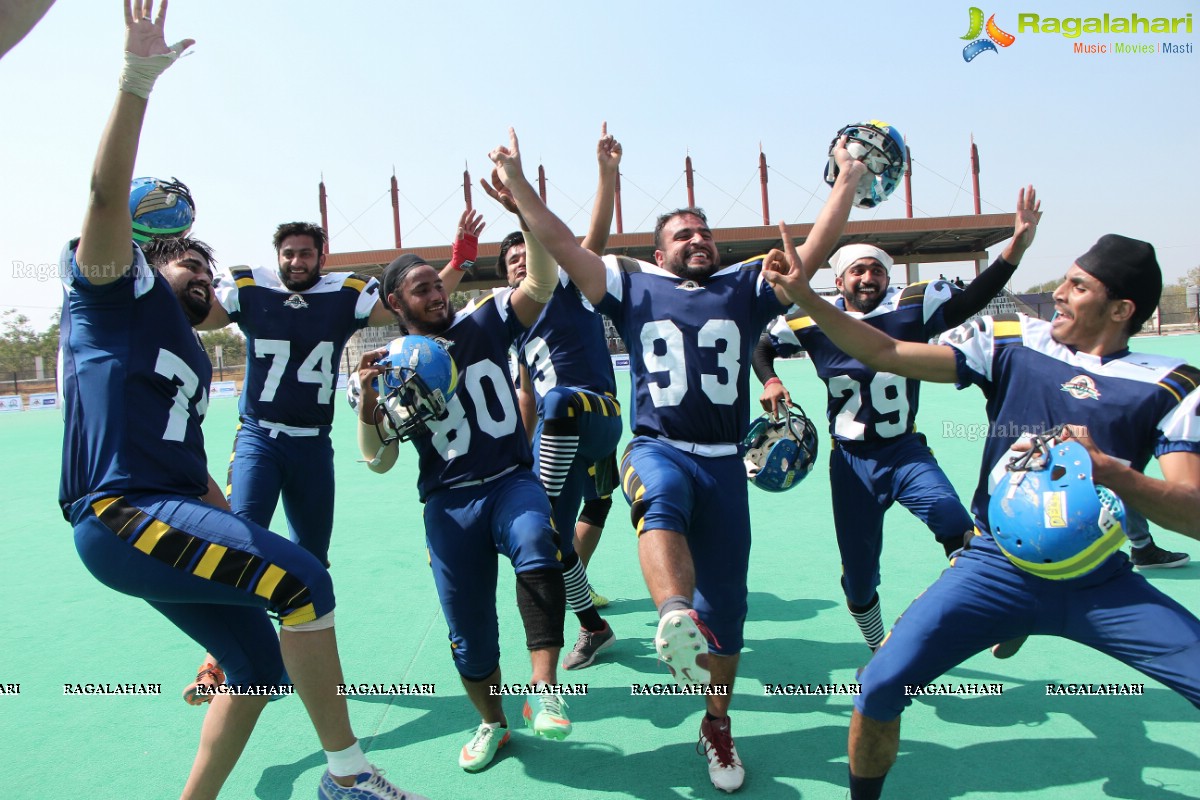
[
  {"left": 743, "top": 402, "right": 818, "bottom": 492},
  {"left": 989, "top": 435, "right": 1127, "bottom": 580},
  {"left": 374, "top": 335, "right": 458, "bottom": 442}
]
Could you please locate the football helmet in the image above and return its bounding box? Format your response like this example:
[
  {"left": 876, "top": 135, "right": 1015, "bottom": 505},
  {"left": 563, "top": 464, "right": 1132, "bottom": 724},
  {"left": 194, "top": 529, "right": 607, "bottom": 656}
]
[
  {"left": 823, "top": 121, "right": 907, "bottom": 209},
  {"left": 130, "top": 177, "right": 196, "bottom": 243},
  {"left": 743, "top": 402, "right": 819, "bottom": 492},
  {"left": 372, "top": 335, "right": 458, "bottom": 442},
  {"left": 988, "top": 434, "right": 1127, "bottom": 580}
]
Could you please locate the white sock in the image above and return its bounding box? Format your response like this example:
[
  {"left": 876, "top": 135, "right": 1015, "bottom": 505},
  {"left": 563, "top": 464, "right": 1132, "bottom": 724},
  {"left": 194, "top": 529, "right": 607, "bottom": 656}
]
[{"left": 325, "top": 740, "right": 370, "bottom": 778}]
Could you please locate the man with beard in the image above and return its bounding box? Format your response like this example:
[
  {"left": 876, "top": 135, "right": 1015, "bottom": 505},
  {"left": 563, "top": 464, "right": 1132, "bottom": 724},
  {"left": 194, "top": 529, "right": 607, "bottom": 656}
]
[
  {"left": 755, "top": 187, "right": 1187, "bottom": 654},
  {"left": 752, "top": 187, "right": 1033, "bottom": 652},
  {"left": 60, "top": 3, "right": 425, "bottom": 797},
  {"left": 488, "top": 127, "right": 865, "bottom": 793},
  {"left": 444, "top": 126, "right": 622, "bottom": 672},
  {"left": 185, "top": 222, "right": 399, "bottom": 701},
  {"left": 355, "top": 230, "right": 571, "bottom": 773},
  {"left": 764, "top": 220, "right": 1200, "bottom": 800}
]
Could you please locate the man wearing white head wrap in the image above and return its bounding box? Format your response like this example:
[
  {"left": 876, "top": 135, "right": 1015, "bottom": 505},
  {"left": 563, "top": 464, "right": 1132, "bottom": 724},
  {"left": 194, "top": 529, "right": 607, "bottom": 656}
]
[{"left": 751, "top": 187, "right": 1040, "bottom": 654}]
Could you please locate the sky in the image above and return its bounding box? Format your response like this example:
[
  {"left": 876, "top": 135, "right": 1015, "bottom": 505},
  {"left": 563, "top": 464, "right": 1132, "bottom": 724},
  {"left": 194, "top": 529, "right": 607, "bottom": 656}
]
[{"left": 1, "top": 0, "right": 1197, "bottom": 330}]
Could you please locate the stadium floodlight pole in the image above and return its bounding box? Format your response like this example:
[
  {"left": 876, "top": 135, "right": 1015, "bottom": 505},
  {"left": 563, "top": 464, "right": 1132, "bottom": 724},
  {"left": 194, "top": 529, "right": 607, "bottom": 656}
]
[
  {"left": 759, "top": 145, "right": 770, "bottom": 226},
  {"left": 904, "top": 146, "right": 913, "bottom": 219},
  {"left": 318, "top": 175, "right": 330, "bottom": 254},
  {"left": 970, "top": 135, "right": 981, "bottom": 215},
  {"left": 685, "top": 152, "right": 695, "bottom": 208},
  {"left": 391, "top": 169, "right": 402, "bottom": 248}
]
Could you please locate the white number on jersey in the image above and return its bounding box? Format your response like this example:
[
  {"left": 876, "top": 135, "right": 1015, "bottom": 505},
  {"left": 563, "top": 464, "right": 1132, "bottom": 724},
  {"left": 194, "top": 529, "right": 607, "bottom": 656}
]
[
  {"left": 640, "top": 319, "right": 740, "bottom": 408},
  {"left": 429, "top": 359, "right": 520, "bottom": 460},
  {"left": 254, "top": 339, "right": 336, "bottom": 404},
  {"left": 828, "top": 372, "right": 910, "bottom": 440},
  {"left": 521, "top": 335, "right": 557, "bottom": 396},
  {"left": 154, "top": 348, "right": 207, "bottom": 441}
]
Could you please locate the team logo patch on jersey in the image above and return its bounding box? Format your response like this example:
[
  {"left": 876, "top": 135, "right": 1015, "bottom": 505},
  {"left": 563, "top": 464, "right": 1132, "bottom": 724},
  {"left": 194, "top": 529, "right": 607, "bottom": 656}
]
[
  {"left": 1043, "top": 491, "right": 1068, "bottom": 528},
  {"left": 675, "top": 280, "right": 704, "bottom": 292},
  {"left": 283, "top": 294, "right": 309, "bottom": 310},
  {"left": 1060, "top": 375, "right": 1100, "bottom": 400}
]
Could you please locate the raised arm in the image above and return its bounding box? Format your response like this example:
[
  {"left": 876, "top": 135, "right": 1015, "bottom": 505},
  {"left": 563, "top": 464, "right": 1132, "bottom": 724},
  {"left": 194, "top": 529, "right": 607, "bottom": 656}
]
[
  {"left": 490, "top": 128, "right": 608, "bottom": 306},
  {"left": 0, "top": 0, "right": 56, "bottom": 59},
  {"left": 941, "top": 185, "right": 1041, "bottom": 328},
  {"left": 779, "top": 138, "right": 869, "bottom": 298},
  {"left": 765, "top": 221, "right": 959, "bottom": 383},
  {"left": 436, "top": 207, "right": 485, "bottom": 297},
  {"left": 579, "top": 122, "right": 621, "bottom": 256},
  {"left": 508, "top": 220, "right": 557, "bottom": 328},
  {"left": 76, "top": 0, "right": 193, "bottom": 285}
]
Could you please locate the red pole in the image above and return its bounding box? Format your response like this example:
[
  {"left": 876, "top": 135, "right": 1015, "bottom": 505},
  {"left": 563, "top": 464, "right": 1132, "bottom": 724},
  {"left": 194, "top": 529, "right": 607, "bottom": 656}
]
[
  {"left": 758, "top": 146, "right": 770, "bottom": 225},
  {"left": 463, "top": 164, "right": 472, "bottom": 210},
  {"left": 390, "top": 172, "right": 402, "bottom": 248},
  {"left": 685, "top": 154, "right": 695, "bottom": 208},
  {"left": 615, "top": 170, "right": 624, "bottom": 234},
  {"left": 970, "top": 136, "right": 981, "bottom": 215},
  {"left": 904, "top": 146, "right": 914, "bottom": 219},
  {"left": 537, "top": 164, "right": 547, "bottom": 204},
  {"left": 318, "top": 177, "right": 330, "bottom": 254}
]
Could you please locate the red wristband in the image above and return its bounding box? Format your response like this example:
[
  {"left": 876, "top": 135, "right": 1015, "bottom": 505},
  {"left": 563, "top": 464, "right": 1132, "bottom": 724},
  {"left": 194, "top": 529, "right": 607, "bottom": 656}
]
[
  {"left": 764, "top": 377, "right": 782, "bottom": 387},
  {"left": 451, "top": 233, "right": 478, "bottom": 271}
]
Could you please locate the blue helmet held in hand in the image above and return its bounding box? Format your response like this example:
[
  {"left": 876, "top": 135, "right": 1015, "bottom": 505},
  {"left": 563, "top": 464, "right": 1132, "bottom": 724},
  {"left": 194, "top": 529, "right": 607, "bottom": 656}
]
[
  {"left": 989, "top": 435, "right": 1126, "bottom": 580},
  {"left": 743, "top": 402, "right": 818, "bottom": 492}
]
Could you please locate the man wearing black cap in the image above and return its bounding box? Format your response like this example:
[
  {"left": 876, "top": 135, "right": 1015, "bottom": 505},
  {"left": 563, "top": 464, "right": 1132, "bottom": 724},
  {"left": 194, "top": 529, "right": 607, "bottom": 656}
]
[
  {"left": 356, "top": 226, "right": 574, "bottom": 773},
  {"left": 766, "top": 226, "right": 1200, "bottom": 800}
]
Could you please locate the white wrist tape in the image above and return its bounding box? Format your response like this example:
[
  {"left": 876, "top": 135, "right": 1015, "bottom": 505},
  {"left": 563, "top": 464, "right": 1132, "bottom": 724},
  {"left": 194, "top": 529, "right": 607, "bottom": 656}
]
[
  {"left": 118, "top": 42, "right": 189, "bottom": 99},
  {"left": 520, "top": 230, "right": 557, "bottom": 304}
]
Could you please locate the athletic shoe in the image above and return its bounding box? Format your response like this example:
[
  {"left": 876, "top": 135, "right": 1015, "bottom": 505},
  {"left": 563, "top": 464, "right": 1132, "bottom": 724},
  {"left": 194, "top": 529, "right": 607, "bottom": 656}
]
[
  {"left": 562, "top": 624, "right": 616, "bottom": 671},
  {"left": 182, "top": 661, "right": 225, "bottom": 706},
  {"left": 589, "top": 587, "right": 610, "bottom": 608},
  {"left": 698, "top": 715, "right": 744, "bottom": 793},
  {"left": 1131, "top": 542, "right": 1190, "bottom": 569},
  {"left": 318, "top": 766, "right": 429, "bottom": 799},
  {"left": 655, "top": 609, "right": 717, "bottom": 685},
  {"left": 459, "top": 722, "right": 509, "bottom": 772},
  {"left": 991, "top": 635, "right": 1028, "bottom": 659},
  {"left": 523, "top": 690, "right": 572, "bottom": 740}
]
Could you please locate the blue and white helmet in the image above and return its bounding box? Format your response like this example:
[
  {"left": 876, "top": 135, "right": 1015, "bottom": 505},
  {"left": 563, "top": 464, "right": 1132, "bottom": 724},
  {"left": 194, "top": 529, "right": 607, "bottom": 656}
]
[
  {"left": 130, "top": 177, "right": 196, "bottom": 243},
  {"left": 743, "top": 402, "right": 819, "bottom": 492},
  {"left": 373, "top": 335, "right": 458, "bottom": 442},
  {"left": 988, "top": 436, "right": 1127, "bottom": 580},
  {"left": 823, "top": 121, "right": 907, "bottom": 209}
]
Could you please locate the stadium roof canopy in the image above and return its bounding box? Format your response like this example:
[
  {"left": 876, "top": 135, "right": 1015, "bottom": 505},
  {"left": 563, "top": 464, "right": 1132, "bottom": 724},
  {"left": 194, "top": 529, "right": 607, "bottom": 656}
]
[{"left": 325, "top": 213, "right": 1016, "bottom": 291}]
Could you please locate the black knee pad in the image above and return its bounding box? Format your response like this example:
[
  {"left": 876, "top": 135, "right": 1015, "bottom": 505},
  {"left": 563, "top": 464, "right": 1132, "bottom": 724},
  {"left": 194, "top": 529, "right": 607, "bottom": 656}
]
[
  {"left": 579, "top": 496, "right": 613, "bottom": 528},
  {"left": 515, "top": 568, "right": 566, "bottom": 651}
]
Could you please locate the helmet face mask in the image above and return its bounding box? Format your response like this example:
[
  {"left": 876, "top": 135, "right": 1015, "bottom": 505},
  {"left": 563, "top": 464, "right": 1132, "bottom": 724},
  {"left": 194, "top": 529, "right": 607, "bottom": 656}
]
[
  {"left": 130, "top": 177, "right": 196, "bottom": 243},
  {"left": 823, "top": 121, "right": 907, "bottom": 209},
  {"left": 743, "top": 402, "right": 819, "bottom": 492},
  {"left": 371, "top": 336, "right": 458, "bottom": 443},
  {"left": 988, "top": 432, "right": 1127, "bottom": 580}
]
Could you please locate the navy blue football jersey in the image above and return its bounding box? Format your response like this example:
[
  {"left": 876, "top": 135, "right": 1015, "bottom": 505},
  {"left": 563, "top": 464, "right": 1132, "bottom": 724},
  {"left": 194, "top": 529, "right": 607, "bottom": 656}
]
[
  {"left": 410, "top": 288, "right": 533, "bottom": 500},
  {"left": 942, "top": 313, "right": 1200, "bottom": 538},
  {"left": 215, "top": 266, "right": 378, "bottom": 427},
  {"left": 769, "top": 280, "right": 958, "bottom": 443},
  {"left": 516, "top": 270, "right": 617, "bottom": 412},
  {"left": 58, "top": 240, "right": 212, "bottom": 514},
  {"left": 596, "top": 255, "right": 787, "bottom": 445}
]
